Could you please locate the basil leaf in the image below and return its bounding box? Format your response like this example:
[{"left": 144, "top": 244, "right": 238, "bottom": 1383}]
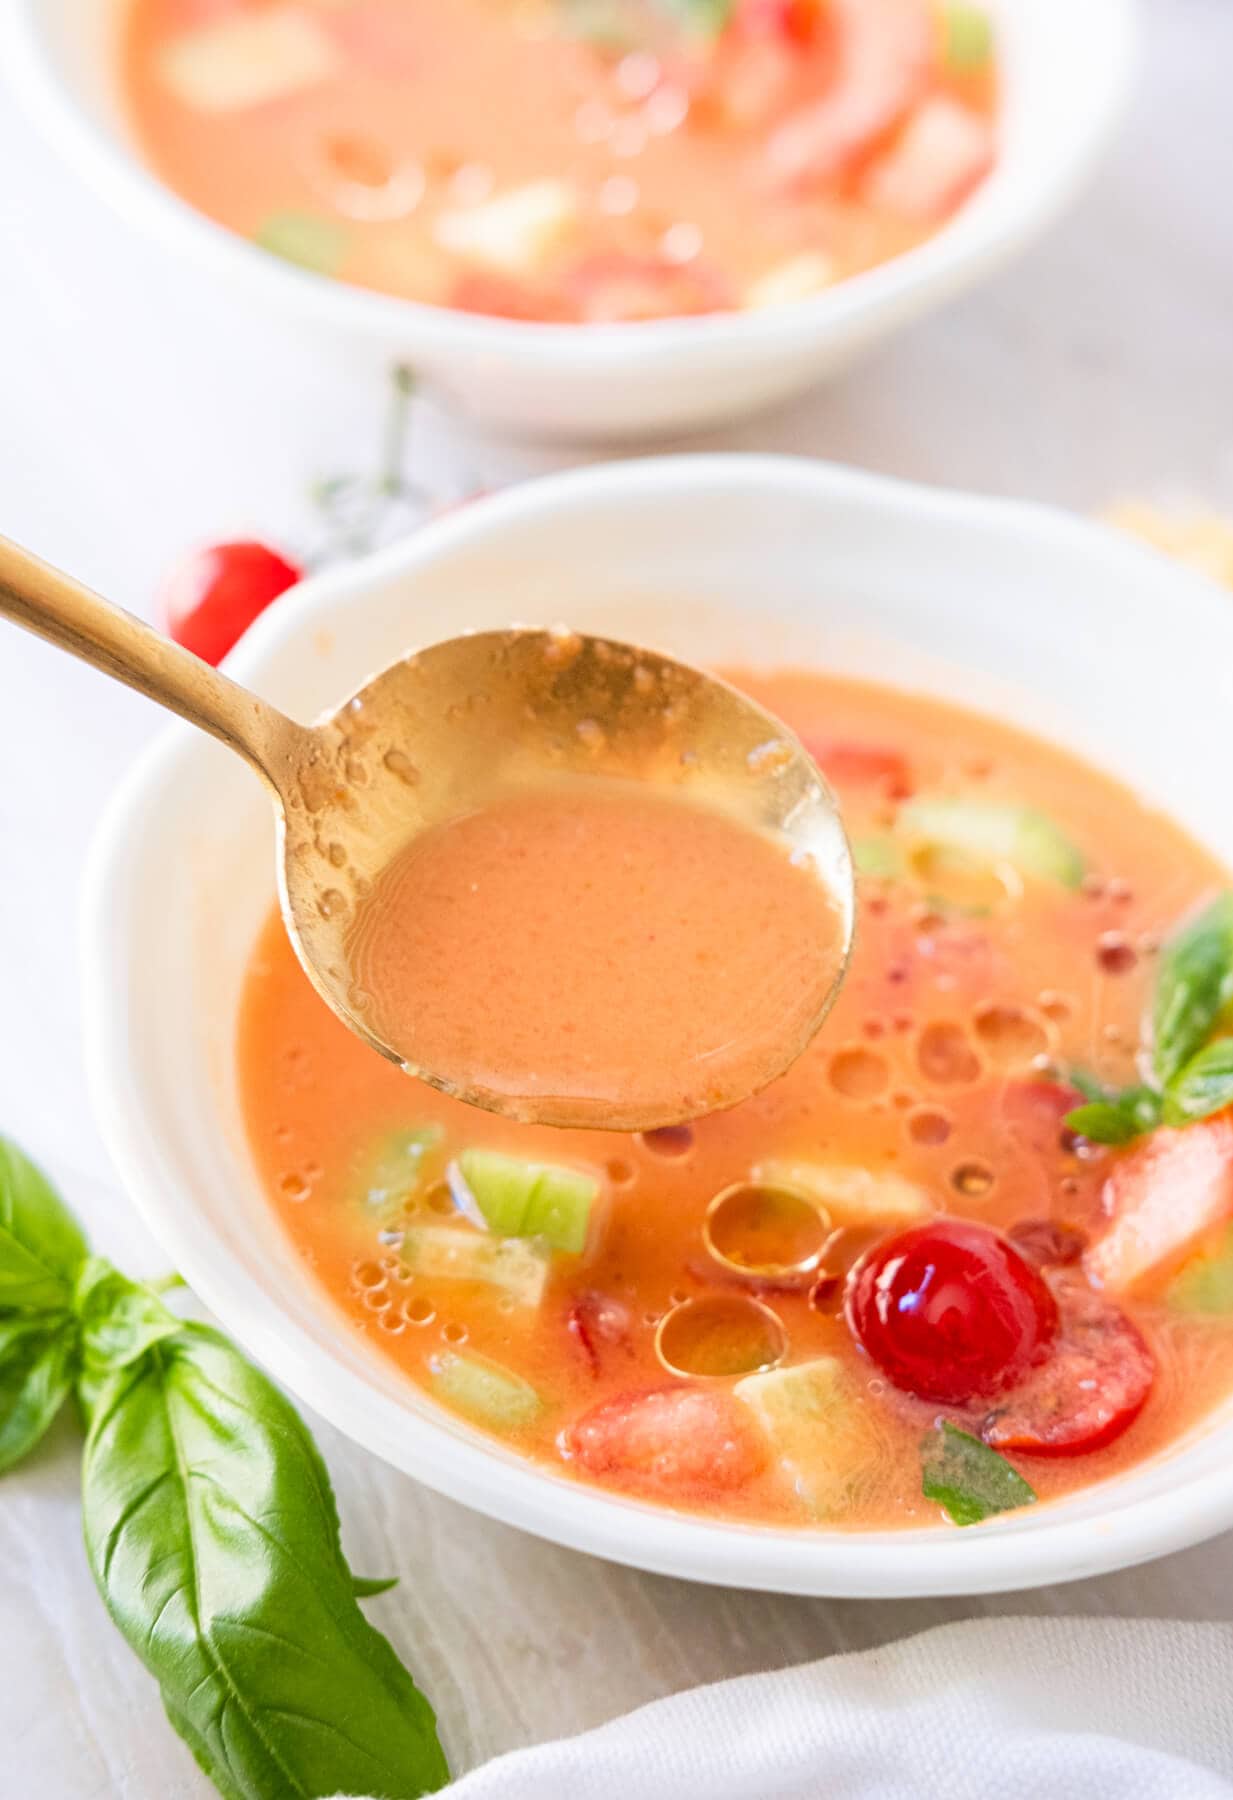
[
  {"left": 0, "top": 1313, "right": 76, "bottom": 1472},
  {"left": 1164, "top": 1037, "right": 1233, "bottom": 1126},
  {"left": 82, "top": 1323, "right": 448, "bottom": 1799},
  {"left": 352, "top": 1573, "right": 400, "bottom": 1598},
  {"left": 921, "top": 1421, "right": 1036, "bottom": 1526},
  {"left": 74, "top": 1257, "right": 180, "bottom": 1374},
  {"left": 0, "top": 1136, "right": 89, "bottom": 1311},
  {"left": 1064, "top": 1100, "right": 1144, "bottom": 1146},
  {"left": 1153, "top": 894, "right": 1233, "bottom": 1085}
]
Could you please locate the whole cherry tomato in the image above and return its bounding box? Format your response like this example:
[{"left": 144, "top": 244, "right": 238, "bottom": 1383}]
[
  {"left": 845, "top": 1219, "right": 1058, "bottom": 1404},
  {"left": 162, "top": 541, "right": 301, "bottom": 667}
]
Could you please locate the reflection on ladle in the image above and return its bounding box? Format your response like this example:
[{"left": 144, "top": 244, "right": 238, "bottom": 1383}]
[{"left": 0, "top": 535, "right": 854, "bottom": 1130}]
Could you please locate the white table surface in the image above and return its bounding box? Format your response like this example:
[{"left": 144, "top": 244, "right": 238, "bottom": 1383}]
[{"left": 2, "top": 2, "right": 1233, "bottom": 1792}]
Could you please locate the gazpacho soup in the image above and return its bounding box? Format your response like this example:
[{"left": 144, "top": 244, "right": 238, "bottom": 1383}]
[
  {"left": 122, "top": 0, "right": 998, "bottom": 322},
  {"left": 239, "top": 668, "right": 1233, "bottom": 1531}
]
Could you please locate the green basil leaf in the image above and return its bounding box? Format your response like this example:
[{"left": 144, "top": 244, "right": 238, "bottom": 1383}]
[
  {"left": 82, "top": 1324, "right": 448, "bottom": 1799},
  {"left": 0, "top": 1312, "right": 76, "bottom": 1472},
  {"left": 352, "top": 1573, "right": 400, "bottom": 1598},
  {"left": 1063, "top": 1101, "right": 1144, "bottom": 1146},
  {"left": 0, "top": 1137, "right": 90, "bottom": 1312},
  {"left": 1066, "top": 1066, "right": 1110, "bottom": 1104},
  {"left": 1153, "top": 894, "right": 1233, "bottom": 1085},
  {"left": 74, "top": 1257, "right": 180, "bottom": 1375},
  {"left": 1163, "top": 1037, "right": 1233, "bottom": 1126},
  {"left": 921, "top": 1421, "right": 1036, "bottom": 1526}
]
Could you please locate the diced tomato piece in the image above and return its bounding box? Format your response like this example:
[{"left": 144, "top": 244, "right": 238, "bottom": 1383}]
[
  {"left": 564, "top": 1385, "right": 765, "bottom": 1495},
  {"left": 802, "top": 736, "right": 912, "bottom": 793},
  {"left": 1085, "top": 1115, "right": 1233, "bottom": 1295},
  {"left": 448, "top": 271, "right": 571, "bottom": 324},
  {"left": 738, "top": 0, "right": 825, "bottom": 46},
  {"left": 1000, "top": 1079, "right": 1084, "bottom": 1158},
  {"left": 862, "top": 95, "right": 995, "bottom": 221},
  {"left": 161, "top": 541, "right": 301, "bottom": 667},
  {"left": 566, "top": 1290, "right": 633, "bottom": 1377},
  {"left": 563, "top": 253, "right": 732, "bottom": 324},
  {"left": 763, "top": 0, "right": 933, "bottom": 188},
  {"left": 984, "top": 1289, "right": 1155, "bottom": 1457}
]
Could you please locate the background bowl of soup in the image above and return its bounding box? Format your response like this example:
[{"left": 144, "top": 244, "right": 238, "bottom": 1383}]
[
  {"left": 81, "top": 454, "right": 1233, "bottom": 1596},
  {"left": 7, "top": 0, "right": 1133, "bottom": 439}
]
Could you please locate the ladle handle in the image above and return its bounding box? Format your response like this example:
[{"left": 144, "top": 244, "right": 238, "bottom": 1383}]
[{"left": 0, "top": 535, "right": 311, "bottom": 791}]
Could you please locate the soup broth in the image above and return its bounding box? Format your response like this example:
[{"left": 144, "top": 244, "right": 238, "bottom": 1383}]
[
  {"left": 122, "top": 0, "right": 998, "bottom": 322},
  {"left": 239, "top": 669, "right": 1233, "bottom": 1530}
]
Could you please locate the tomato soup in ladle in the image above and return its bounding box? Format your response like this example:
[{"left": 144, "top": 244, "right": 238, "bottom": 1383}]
[{"left": 349, "top": 780, "right": 849, "bottom": 1127}]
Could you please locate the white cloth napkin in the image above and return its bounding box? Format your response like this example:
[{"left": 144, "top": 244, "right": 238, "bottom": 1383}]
[{"left": 408, "top": 1616, "right": 1233, "bottom": 1799}]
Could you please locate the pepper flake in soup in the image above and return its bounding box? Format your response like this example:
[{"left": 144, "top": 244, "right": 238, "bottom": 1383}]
[
  {"left": 122, "top": 0, "right": 998, "bottom": 322},
  {"left": 239, "top": 669, "right": 1233, "bottom": 1532}
]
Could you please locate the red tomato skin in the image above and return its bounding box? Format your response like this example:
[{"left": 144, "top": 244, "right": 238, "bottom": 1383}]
[
  {"left": 162, "top": 542, "right": 301, "bottom": 667},
  {"left": 983, "top": 1289, "right": 1155, "bottom": 1458},
  {"left": 845, "top": 1219, "right": 1059, "bottom": 1405},
  {"left": 564, "top": 1385, "right": 765, "bottom": 1496}
]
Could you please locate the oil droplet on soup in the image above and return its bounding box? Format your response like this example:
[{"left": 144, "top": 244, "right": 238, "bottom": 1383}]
[{"left": 345, "top": 782, "right": 846, "bottom": 1120}]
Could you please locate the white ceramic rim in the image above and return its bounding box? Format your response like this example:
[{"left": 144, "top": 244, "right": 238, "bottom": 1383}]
[
  {"left": 81, "top": 454, "right": 1233, "bottom": 1598},
  {"left": 4, "top": 0, "right": 1138, "bottom": 374}
]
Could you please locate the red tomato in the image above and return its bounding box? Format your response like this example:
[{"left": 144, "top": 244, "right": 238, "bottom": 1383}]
[
  {"left": 564, "top": 1385, "right": 765, "bottom": 1495},
  {"left": 984, "top": 1289, "right": 1155, "bottom": 1457},
  {"left": 563, "top": 253, "right": 732, "bottom": 324},
  {"left": 162, "top": 542, "right": 301, "bottom": 667},
  {"left": 845, "top": 1219, "right": 1058, "bottom": 1404},
  {"left": 566, "top": 1291, "right": 633, "bottom": 1377},
  {"left": 1086, "top": 1115, "right": 1233, "bottom": 1294},
  {"left": 738, "top": 0, "right": 825, "bottom": 45},
  {"left": 802, "top": 737, "right": 913, "bottom": 794},
  {"left": 1000, "top": 1079, "right": 1085, "bottom": 1157},
  {"left": 448, "top": 271, "right": 571, "bottom": 323}
]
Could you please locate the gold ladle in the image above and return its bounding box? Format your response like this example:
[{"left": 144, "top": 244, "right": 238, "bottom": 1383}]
[{"left": 0, "top": 536, "right": 854, "bottom": 1129}]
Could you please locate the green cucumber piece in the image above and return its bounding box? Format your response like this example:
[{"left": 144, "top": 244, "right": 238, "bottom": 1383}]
[
  {"left": 1168, "top": 1223, "right": 1233, "bottom": 1315},
  {"left": 735, "top": 1357, "right": 888, "bottom": 1517},
  {"left": 255, "top": 211, "right": 347, "bottom": 275},
  {"left": 360, "top": 1126, "right": 442, "bottom": 1215},
  {"left": 943, "top": 4, "right": 993, "bottom": 72},
  {"left": 898, "top": 799, "right": 1085, "bottom": 889},
  {"left": 455, "top": 1149, "right": 597, "bottom": 1254},
  {"left": 430, "top": 1353, "right": 542, "bottom": 1429},
  {"left": 852, "top": 835, "right": 902, "bottom": 880},
  {"left": 753, "top": 1161, "right": 930, "bottom": 1227},
  {"left": 400, "top": 1224, "right": 549, "bottom": 1308}
]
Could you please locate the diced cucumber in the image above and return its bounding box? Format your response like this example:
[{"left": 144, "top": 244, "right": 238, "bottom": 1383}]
[
  {"left": 752, "top": 1162, "right": 931, "bottom": 1228},
  {"left": 430, "top": 1352, "right": 542, "bottom": 1429},
  {"left": 400, "top": 1224, "right": 549, "bottom": 1308},
  {"left": 898, "top": 799, "right": 1085, "bottom": 889},
  {"left": 156, "top": 5, "right": 337, "bottom": 112},
  {"left": 1168, "top": 1223, "right": 1233, "bottom": 1315},
  {"left": 360, "top": 1126, "right": 442, "bottom": 1215},
  {"left": 453, "top": 1150, "right": 597, "bottom": 1255},
  {"left": 943, "top": 4, "right": 993, "bottom": 73},
  {"left": 735, "top": 1357, "right": 888, "bottom": 1517},
  {"left": 255, "top": 211, "right": 347, "bottom": 276},
  {"left": 434, "top": 180, "right": 577, "bottom": 276},
  {"left": 852, "top": 835, "right": 903, "bottom": 880}
]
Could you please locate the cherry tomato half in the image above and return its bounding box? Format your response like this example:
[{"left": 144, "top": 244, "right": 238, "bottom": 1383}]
[
  {"left": 162, "top": 541, "right": 302, "bottom": 667},
  {"left": 984, "top": 1289, "right": 1154, "bottom": 1457},
  {"left": 845, "top": 1219, "right": 1058, "bottom": 1405}
]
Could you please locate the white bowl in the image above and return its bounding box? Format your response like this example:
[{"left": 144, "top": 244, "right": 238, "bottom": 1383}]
[
  {"left": 8, "top": 0, "right": 1135, "bottom": 440},
  {"left": 83, "top": 454, "right": 1233, "bottom": 1597}
]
